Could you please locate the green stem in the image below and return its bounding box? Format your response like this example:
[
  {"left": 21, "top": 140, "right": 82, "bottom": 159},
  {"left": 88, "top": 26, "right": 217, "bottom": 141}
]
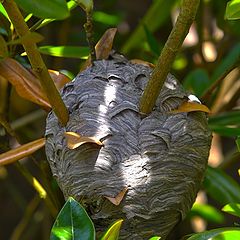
[
  {"left": 2, "top": 0, "right": 69, "bottom": 125},
  {"left": 139, "top": 0, "right": 200, "bottom": 114}
]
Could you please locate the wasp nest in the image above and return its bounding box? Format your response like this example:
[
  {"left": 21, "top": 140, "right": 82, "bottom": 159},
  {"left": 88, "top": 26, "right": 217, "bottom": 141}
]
[{"left": 45, "top": 53, "right": 211, "bottom": 239}]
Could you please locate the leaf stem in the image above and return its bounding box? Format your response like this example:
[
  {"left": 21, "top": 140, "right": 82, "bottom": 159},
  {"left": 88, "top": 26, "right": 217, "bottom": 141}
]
[
  {"left": 2, "top": 0, "right": 69, "bottom": 125},
  {"left": 139, "top": 0, "right": 200, "bottom": 114}
]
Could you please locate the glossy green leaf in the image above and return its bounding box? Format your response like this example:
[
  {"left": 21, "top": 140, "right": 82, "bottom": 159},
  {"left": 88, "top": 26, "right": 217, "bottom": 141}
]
[
  {"left": 0, "top": 3, "right": 10, "bottom": 21},
  {"left": 222, "top": 203, "right": 240, "bottom": 218},
  {"left": 38, "top": 46, "right": 89, "bottom": 59},
  {"left": 122, "top": 0, "right": 176, "bottom": 53},
  {"left": 225, "top": 0, "right": 240, "bottom": 20},
  {"left": 143, "top": 24, "right": 160, "bottom": 57},
  {"left": 204, "top": 166, "right": 240, "bottom": 205},
  {"left": 186, "top": 227, "right": 240, "bottom": 240},
  {"left": 208, "top": 125, "right": 240, "bottom": 137},
  {"left": 209, "top": 111, "right": 240, "bottom": 126},
  {"left": 93, "top": 11, "right": 122, "bottom": 26},
  {"left": 15, "top": 0, "right": 69, "bottom": 19},
  {"left": 190, "top": 203, "right": 224, "bottom": 224},
  {"left": 100, "top": 219, "right": 123, "bottom": 240},
  {"left": 50, "top": 197, "right": 95, "bottom": 240},
  {"left": 183, "top": 69, "right": 210, "bottom": 97}
]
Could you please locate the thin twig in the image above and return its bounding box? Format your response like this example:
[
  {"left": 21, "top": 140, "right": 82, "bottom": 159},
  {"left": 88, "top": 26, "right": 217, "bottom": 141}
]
[
  {"left": 139, "top": 0, "right": 200, "bottom": 114},
  {"left": 2, "top": 0, "right": 69, "bottom": 125}
]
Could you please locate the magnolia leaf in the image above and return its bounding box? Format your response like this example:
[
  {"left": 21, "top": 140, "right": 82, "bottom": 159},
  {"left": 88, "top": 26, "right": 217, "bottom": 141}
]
[
  {"left": 0, "top": 58, "right": 51, "bottom": 109},
  {"left": 100, "top": 219, "right": 123, "bottom": 240},
  {"left": 130, "top": 59, "right": 155, "bottom": 68},
  {"left": 65, "top": 132, "right": 103, "bottom": 149},
  {"left": 95, "top": 28, "right": 117, "bottom": 60},
  {"left": 7, "top": 32, "right": 44, "bottom": 46},
  {"left": 105, "top": 187, "right": 128, "bottom": 206},
  {"left": 171, "top": 101, "right": 211, "bottom": 114},
  {"left": 0, "top": 138, "right": 45, "bottom": 166},
  {"left": 0, "top": 35, "right": 8, "bottom": 58},
  {"left": 48, "top": 70, "right": 71, "bottom": 90}
]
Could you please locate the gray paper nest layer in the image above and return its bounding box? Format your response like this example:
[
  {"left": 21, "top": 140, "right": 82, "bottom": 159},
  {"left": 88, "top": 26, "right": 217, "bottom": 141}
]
[{"left": 45, "top": 53, "right": 212, "bottom": 239}]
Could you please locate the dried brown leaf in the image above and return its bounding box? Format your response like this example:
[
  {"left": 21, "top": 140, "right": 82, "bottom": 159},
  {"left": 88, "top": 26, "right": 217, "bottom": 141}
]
[
  {"left": 130, "top": 59, "right": 155, "bottom": 68},
  {"left": 49, "top": 70, "right": 71, "bottom": 90},
  {"left": 171, "top": 101, "right": 211, "bottom": 114},
  {"left": 64, "top": 131, "right": 103, "bottom": 149},
  {"left": 0, "top": 138, "right": 46, "bottom": 166},
  {"left": 0, "top": 58, "right": 51, "bottom": 109},
  {"left": 105, "top": 187, "right": 128, "bottom": 206},
  {"left": 95, "top": 28, "right": 117, "bottom": 60}
]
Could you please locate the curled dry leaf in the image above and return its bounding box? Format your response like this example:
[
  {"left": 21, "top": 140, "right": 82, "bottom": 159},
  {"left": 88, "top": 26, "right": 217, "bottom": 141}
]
[
  {"left": 171, "top": 101, "right": 211, "bottom": 114},
  {"left": 105, "top": 187, "right": 128, "bottom": 206},
  {"left": 130, "top": 59, "right": 155, "bottom": 68},
  {"left": 0, "top": 58, "right": 70, "bottom": 109},
  {"left": 64, "top": 131, "right": 103, "bottom": 149},
  {"left": 0, "top": 138, "right": 46, "bottom": 166}
]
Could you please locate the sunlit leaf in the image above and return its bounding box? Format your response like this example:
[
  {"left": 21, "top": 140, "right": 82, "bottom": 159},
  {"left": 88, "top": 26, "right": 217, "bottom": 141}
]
[
  {"left": 93, "top": 11, "right": 122, "bottom": 26},
  {"left": 225, "top": 0, "right": 240, "bottom": 20},
  {"left": 171, "top": 101, "right": 210, "bottom": 114},
  {"left": 149, "top": 237, "right": 161, "bottom": 240},
  {"left": 0, "top": 35, "right": 8, "bottom": 58},
  {"left": 38, "top": 46, "right": 89, "bottom": 59},
  {"left": 204, "top": 166, "right": 240, "bottom": 204},
  {"left": 0, "top": 138, "right": 45, "bottom": 166},
  {"left": 100, "top": 219, "right": 123, "bottom": 240},
  {"left": 65, "top": 132, "right": 103, "bottom": 149},
  {"left": 95, "top": 28, "right": 117, "bottom": 60},
  {"left": 0, "top": 3, "right": 10, "bottom": 21},
  {"left": 190, "top": 203, "right": 224, "bottom": 224},
  {"left": 50, "top": 197, "right": 95, "bottom": 240},
  {"left": 15, "top": 0, "right": 69, "bottom": 19},
  {"left": 105, "top": 187, "right": 128, "bottom": 206},
  {"left": 0, "top": 58, "right": 51, "bottom": 109},
  {"left": 7, "top": 32, "right": 44, "bottom": 45},
  {"left": 186, "top": 227, "right": 240, "bottom": 240},
  {"left": 222, "top": 203, "right": 240, "bottom": 218}
]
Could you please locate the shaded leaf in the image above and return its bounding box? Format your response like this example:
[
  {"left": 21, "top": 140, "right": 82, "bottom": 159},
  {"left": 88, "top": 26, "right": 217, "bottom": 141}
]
[
  {"left": 0, "top": 138, "right": 45, "bottom": 166},
  {"left": 93, "top": 11, "right": 122, "bottom": 26},
  {"left": 95, "top": 28, "right": 117, "bottom": 60},
  {"left": 190, "top": 203, "right": 225, "bottom": 224},
  {"left": 7, "top": 32, "right": 44, "bottom": 46},
  {"left": 208, "top": 125, "right": 240, "bottom": 137},
  {"left": 65, "top": 132, "right": 103, "bottom": 149},
  {"left": 38, "top": 45, "right": 89, "bottom": 59},
  {"left": 76, "top": 0, "right": 93, "bottom": 12},
  {"left": 222, "top": 203, "right": 240, "bottom": 218},
  {"left": 101, "top": 219, "right": 123, "bottom": 240},
  {"left": 236, "top": 136, "right": 240, "bottom": 151},
  {"left": 105, "top": 187, "right": 128, "bottom": 206},
  {"left": 0, "top": 35, "right": 8, "bottom": 58},
  {"left": 15, "top": 0, "right": 69, "bottom": 20},
  {"left": 50, "top": 197, "right": 95, "bottom": 240},
  {"left": 0, "top": 58, "right": 51, "bottom": 109},
  {"left": 204, "top": 166, "right": 240, "bottom": 204},
  {"left": 208, "top": 111, "right": 240, "bottom": 126},
  {"left": 186, "top": 227, "right": 240, "bottom": 240},
  {"left": 171, "top": 101, "right": 210, "bottom": 114},
  {"left": 225, "top": 0, "right": 240, "bottom": 20}
]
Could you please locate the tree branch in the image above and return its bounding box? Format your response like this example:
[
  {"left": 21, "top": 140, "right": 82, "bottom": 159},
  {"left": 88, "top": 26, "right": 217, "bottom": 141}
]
[
  {"left": 139, "top": 0, "right": 200, "bottom": 114},
  {"left": 2, "top": 0, "right": 69, "bottom": 125}
]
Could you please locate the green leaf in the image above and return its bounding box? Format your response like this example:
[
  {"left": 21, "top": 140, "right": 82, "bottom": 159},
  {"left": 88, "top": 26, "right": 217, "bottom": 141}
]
[
  {"left": 143, "top": 24, "right": 160, "bottom": 57},
  {"left": 50, "top": 197, "right": 95, "bottom": 240},
  {"left": 186, "top": 227, "right": 240, "bottom": 240},
  {"left": 222, "top": 203, "right": 240, "bottom": 218},
  {"left": 38, "top": 46, "right": 90, "bottom": 59},
  {"left": 209, "top": 111, "right": 240, "bottom": 126},
  {"left": 0, "top": 3, "right": 10, "bottom": 21},
  {"left": 183, "top": 69, "right": 210, "bottom": 97},
  {"left": 15, "top": 0, "right": 69, "bottom": 19},
  {"left": 190, "top": 203, "right": 225, "bottom": 224},
  {"left": 208, "top": 125, "right": 240, "bottom": 137},
  {"left": 100, "top": 219, "right": 123, "bottom": 240},
  {"left": 236, "top": 136, "right": 240, "bottom": 151},
  {"left": 7, "top": 32, "right": 44, "bottom": 46},
  {"left": 149, "top": 237, "right": 161, "bottom": 240},
  {"left": 93, "top": 11, "right": 122, "bottom": 26},
  {"left": 76, "top": 0, "right": 93, "bottom": 12},
  {"left": 225, "top": 0, "right": 240, "bottom": 20},
  {"left": 204, "top": 166, "right": 240, "bottom": 205}
]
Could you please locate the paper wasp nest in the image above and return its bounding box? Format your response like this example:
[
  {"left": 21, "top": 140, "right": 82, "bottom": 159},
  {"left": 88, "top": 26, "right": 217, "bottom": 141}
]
[{"left": 45, "top": 53, "right": 211, "bottom": 239}]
